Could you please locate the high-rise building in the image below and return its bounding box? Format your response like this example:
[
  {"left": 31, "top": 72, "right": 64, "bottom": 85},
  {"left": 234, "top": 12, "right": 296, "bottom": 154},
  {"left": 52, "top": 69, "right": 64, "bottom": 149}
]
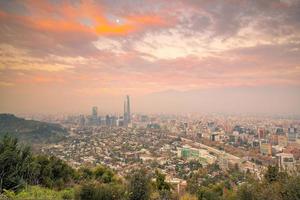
[
  {"left": 91, "top": 106, "right": 99, "bottom": 126},
  {"left": 79, "top": 114, "right": 85, "bottom": 127},
  {"left": 123, "top": 95, "right": 131, "bottom": 126},
  {"left": 111, "top": 116, "right": 117, "bottom": 126},
  {"left": 92, "top": 106, "right": 98, "bottom": 118},
  {"left": 105, "top": 115, "right": 111, "bottom": 126},
  {"left": 288, "top": 127, "right": 297, "bottom": 142},
  {"left": 123, "top": 101, "right": 127, "bottom": 124},
  {"left": 126, "top": 95, "right": 131, "bottom": 123},
  {"left": 117, "top": 116, "right": 124, "bottom": 127}
]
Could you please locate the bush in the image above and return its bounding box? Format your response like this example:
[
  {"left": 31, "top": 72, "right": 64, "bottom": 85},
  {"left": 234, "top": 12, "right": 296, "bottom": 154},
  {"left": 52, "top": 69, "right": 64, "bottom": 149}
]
[
  {"left": 13, "top": 186, "right": 74, "bottom": 200},
  {"left": 61, "top": 189, "right": 74, "bottom": 200},
  {"left": 128, "top": 168, "right": 151, "bottom": 200},
  {"left": 75, "top": 183, "right": 126, "bottom": 200}
]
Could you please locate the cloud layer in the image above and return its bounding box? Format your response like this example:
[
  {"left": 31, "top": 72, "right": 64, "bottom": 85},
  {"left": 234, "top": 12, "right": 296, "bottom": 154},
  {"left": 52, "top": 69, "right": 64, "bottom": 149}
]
[{"left": 0, "top": 0, "right": 299, "bottom": 114}]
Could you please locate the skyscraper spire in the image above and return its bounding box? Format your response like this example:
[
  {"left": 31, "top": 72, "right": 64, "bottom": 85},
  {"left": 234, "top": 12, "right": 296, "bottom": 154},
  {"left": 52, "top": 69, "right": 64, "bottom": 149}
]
[
  {"left": 124, "top": 100, "right": 127, "bottom": 123},
  {"left": 126, "top": 95, "right": 131, "bottom": 123},
  {"left": 123, "top": 95, "right": 131, "bottom": 126}
]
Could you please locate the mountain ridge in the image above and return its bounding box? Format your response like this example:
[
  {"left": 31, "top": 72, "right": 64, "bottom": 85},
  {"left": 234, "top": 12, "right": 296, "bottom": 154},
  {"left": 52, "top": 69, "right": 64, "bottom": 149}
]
[{"left": 0, "top": 113, "right": 68, "bottom": 143}]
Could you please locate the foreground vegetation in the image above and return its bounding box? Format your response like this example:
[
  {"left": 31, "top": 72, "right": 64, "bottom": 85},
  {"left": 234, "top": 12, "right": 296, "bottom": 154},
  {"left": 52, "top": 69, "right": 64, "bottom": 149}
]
[
  {"left": 2, "top": 186, "right": 74, "bottom": 200},
  {"left": 0, "top": 135, "right": 300, "bottom": 200}
]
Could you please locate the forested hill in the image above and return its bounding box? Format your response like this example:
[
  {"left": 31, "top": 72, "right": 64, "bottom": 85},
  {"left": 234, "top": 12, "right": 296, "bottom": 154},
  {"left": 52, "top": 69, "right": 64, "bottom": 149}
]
[{"left": 0, "top": 113, "right": 68, "bottom": 143}]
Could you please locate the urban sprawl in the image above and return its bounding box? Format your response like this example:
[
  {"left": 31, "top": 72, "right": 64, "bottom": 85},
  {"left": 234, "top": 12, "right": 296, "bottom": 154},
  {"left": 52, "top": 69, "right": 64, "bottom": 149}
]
[{"left": 29, "top": 96, "right": 300, "bottom": 192}]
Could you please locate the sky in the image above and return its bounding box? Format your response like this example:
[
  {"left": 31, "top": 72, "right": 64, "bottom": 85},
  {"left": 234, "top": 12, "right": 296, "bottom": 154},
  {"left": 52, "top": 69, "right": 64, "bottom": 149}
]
[{"left": 0, "top": 0, "right": 300, "bottom": 115}]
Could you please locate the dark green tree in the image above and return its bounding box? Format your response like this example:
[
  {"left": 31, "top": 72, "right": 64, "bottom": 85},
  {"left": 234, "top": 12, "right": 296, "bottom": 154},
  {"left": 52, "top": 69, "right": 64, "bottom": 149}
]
[
  {"left": 264, "top": 165, "right": 279, "bottom": 183},
  {"left": 75, "top": 183, "right": 126, "bottom": 200},
  {"left": 78, "top": 167, "right": 94, "bottom": 181},
  {"left": 30, "top": 155, "right": 74, "bottom": 188},
  {"left": 186, "top": 172, "right": 200, "bottom": 195},
  {"left": 128, "top": 168, "right": 151, "bottom": 200},
  {"left": 77, "top": 184, "right": 95, "bottom": 200},
  {"left": 155, "top": 170, "right": 171, "bottom": 192},
  {"left": 0, "top": 135, "right": 32, "bottom": 192},
  {"left": 236, "top": 183, "right": 258, "bottom": 200},
  {"left": 94, "top": 165, "right": 114, "bottom": 183},
  {"left": 188, "top": 160, "right": 202, "bottom": 171},
  {"left": 281, "top": 175, "right": 300, "bottom": 200},
  {"left": 197, "top": 186, "right": 220, "bottom": 200},
  {"left": 155, "top": 170, "right": 171, "bottom": 199}
]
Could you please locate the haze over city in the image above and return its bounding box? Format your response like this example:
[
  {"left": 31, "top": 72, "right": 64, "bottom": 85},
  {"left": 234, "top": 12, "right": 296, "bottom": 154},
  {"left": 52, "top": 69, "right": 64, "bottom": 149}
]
[
  {"left": 2, "top": 1, "right": 300, "bottom": 200},
  {"left": 0, "top": 0, "right": 300, "bottom": 115}
]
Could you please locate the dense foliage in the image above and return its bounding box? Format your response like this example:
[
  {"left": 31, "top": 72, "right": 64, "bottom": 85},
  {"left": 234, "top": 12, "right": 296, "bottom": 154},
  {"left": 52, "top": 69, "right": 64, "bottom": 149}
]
[
  {"left": 2, "top": 186, "right": 74, "bottom": 200},
  {"left": 28, "top": 155, "right": 75, "bottom": 189},
  {"left": 127, "top": 168, "right": 151, "bottom": 200},
  {"left": 0, "top": 135, "right": 75, "bottom": 193},
  {"left": 75, "top": 183, "right": 126, "bottom": 200},
  {"left": 0, "top": 136, "right": 32, "bottom": 192}
]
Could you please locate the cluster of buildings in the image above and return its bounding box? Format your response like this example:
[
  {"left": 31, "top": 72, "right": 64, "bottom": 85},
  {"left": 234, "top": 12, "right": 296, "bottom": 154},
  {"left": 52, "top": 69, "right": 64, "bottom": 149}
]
[
  {"left": 34, "top": 102, "right": 300, "bottom": 186},
  {"left": 161, "top": 115, "right": 300, "bottom": 174},
  {"left": 74, "top": 95, "right": 132, "bottom": 127},
  {"left": 177, "top": 146, "right": 217, "bottom": 166}
]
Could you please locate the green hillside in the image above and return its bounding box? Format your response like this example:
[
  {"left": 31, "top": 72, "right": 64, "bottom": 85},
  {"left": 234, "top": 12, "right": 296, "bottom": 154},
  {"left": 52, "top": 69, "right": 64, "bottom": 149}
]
[{"left": 0, "top": 114, "right": 68, "bottom": 143}]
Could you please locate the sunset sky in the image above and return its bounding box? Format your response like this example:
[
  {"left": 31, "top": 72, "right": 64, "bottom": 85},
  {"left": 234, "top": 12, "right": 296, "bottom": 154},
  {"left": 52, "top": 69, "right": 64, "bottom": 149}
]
[{"left": 0, "top": 0, "right": 300, "bottom": 115}]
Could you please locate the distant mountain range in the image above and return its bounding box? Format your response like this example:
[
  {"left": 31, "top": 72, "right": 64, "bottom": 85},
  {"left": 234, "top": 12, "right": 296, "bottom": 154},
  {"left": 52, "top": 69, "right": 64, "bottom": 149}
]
[{"left": 0, "top": 114, "right": 68, "bottom": 143}]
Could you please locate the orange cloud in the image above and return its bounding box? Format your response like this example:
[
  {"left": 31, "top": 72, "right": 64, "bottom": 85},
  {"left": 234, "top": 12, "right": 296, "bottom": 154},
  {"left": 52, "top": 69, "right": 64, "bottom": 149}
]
[
  {"left": 1, "top": 0, "right": 170, "bottom": 37},
  {"left": 95, "top": 23, "right": 136, "bottom": 35},
  {"left": 32, "top": 18, "right": 91, "bottom": 33},
  {"left": 94, "top": 14, "right": 167, "bottom": 35}
]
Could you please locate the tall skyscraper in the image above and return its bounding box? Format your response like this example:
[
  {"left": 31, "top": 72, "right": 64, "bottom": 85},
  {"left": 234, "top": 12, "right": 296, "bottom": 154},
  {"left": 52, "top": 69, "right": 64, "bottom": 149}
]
[
  {"left": 123, "top": 95, "right": 131, "bottom": 125},
  {"left": 91, "top": 106, "right": 98, "bottom": 126},
  {"left": 79, "top": 114, "right": 85, "bottom": 127},
  {"left": 92, "top": 106, "right": 98, "bottom": 118},
  {"left": 126, "top": 95, "right": 131, "bottom": 123},
  {"left": 105, "top": 115, "right": 111, "bottom": 126},
  {"left": 124, "top": 100, "right": 127, "bottom": 124}
]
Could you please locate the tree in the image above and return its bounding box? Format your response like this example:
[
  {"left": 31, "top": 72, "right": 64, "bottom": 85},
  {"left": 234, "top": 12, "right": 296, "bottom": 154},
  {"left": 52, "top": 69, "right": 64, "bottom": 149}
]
[
  {"left": 264, "top": 165, "right": 279, "bottom": 183},
  {"left": 155, "top": 170, "right": 171, "bottom": 200},
  {"left": 186, "top": 172, "right": 200, "bottom": 195},
  {"left": 75, "top": 183, "right": 126, "bottom": 200},
  {"left": 188, "top": 160, "right": 202, "bottom": 171},
  {"left": 31, "top": 155, "right": 75, "bottom": 188},
  {"left": 77, "top": 167, "right": 93, "bottom": 181},
  {"left": 128, "top": 168, "right": 151, "bottom": 200},
  {"left": 94, "top": 165, "right": 114, "bottom": 183},
  {"left": 281, "top": 175, "right": 300, "bottom": 200},
  {"left": 48, "top": 156, "right": 75, "bottom": 188},
  {"left": 197, "top": 186, "right": 220, "bottom": 200},
  {"left": 0, "top": 135, "right": 32, "bottom": 192},
  {"left": 155, "top": 170, "right": 171, "bottom": 192},
  {"left": 236, "top": 183, "right": 256, "bottom": 200},
  {"left": 76, "top": 184, "right": 95, "bottom": 200},
  {"left": 94, "top": 184, "right": 126, "bottom": 200}
]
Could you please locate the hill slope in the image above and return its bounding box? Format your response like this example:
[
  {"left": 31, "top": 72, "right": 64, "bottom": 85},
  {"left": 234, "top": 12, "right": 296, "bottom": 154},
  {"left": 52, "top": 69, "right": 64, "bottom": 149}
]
[{"left": 0, "top": 114, "right": 68, "bottom": 143}]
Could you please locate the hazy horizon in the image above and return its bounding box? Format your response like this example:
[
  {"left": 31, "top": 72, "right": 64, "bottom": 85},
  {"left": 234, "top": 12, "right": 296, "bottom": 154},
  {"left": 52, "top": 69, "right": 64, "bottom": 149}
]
[{"left": 0, "top": 0, "right": 300, "bottom": 115}]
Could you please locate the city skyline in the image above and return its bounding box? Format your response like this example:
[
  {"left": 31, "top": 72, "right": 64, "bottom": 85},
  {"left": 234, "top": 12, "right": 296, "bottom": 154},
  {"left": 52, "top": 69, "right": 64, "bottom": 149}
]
[{"left": 0, "top": 0, "right": 300, "bottom": 115}]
